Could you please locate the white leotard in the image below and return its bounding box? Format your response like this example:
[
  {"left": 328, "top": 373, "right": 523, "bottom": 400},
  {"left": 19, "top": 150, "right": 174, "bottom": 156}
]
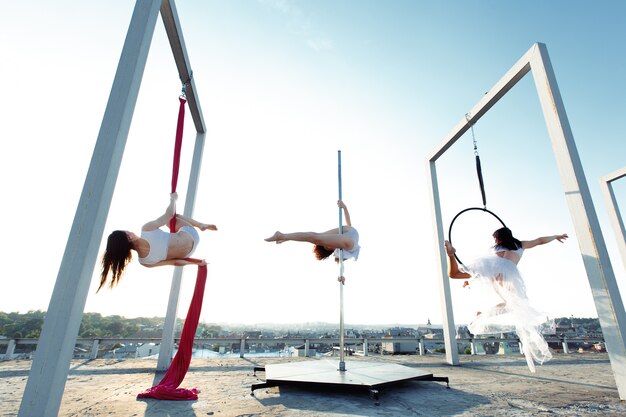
[
  {"left": 138, "top": 227, "right": 200, "bottom": 265},
  {"left": 333, "top": 228, "right": 361, "bottom": 261}
]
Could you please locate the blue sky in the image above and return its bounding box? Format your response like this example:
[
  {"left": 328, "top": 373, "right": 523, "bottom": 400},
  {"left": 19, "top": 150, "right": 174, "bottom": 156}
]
[{"left": 1, "top": 0, "right": 624, "bottom": 326}]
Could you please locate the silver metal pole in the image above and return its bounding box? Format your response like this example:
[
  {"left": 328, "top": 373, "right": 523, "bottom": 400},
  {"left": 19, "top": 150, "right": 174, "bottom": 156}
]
[{"left": 338, "top": 150, "right": 346, "bottom": 372}]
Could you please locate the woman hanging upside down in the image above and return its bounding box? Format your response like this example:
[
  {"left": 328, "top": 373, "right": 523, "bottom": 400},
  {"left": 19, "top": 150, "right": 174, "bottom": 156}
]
[
  {"left": 265, "top": 200, "right": 360, "bottom": 262},
  {"left": 444, "top": 227, "right": 568, "bottom": 372},
  {"left": 98, "top": 192, "right": 217, "bottom": 291}
]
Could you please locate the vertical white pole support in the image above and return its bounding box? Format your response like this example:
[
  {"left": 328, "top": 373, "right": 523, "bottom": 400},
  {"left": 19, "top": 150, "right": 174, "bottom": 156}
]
[
  {"left": 90, "top": 340, "right": 100, "bottom": 360},
  {"left": 4, "top": 340, "right": 16, "bottom": 360},
  {"left": 305, "top": 339, "right": 310, "bottom": 357},
  {"left": 157, "top": 266, "right": 183, "bottom": 370},
  {"left": 240, "top": 338, "right": 246, "bottom": 358},
  {"left": 470, "top": 339, "right": 477, "bottom": 356},
  {"left": 531, "top": 43, "right": 626, "bottom": 400},
  {"left": 18, "top": 2, "right": 162, "bottom": 416},
  {"left": 600, "top": 167, "right": 626, "bottom": 272},
  {"left": 338, "top": 150, "right": 346, "bottom": 372},
  {"left": 363, "top": 338, "right": 369, "bottom": 356},
  {"left": 427, "top": 160, "right": 460, "bottom": 365},
  {"left": 419, "top": 338, "right": 425, "bottom": 356},
  {"left": 562, "top": 337, "right": 570, "bottom": 354}
]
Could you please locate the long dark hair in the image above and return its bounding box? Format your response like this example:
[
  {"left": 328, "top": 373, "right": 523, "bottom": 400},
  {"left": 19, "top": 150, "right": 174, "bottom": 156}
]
[
  {"left": 98, "top": 230, "right": 133, "bottom": 292},
  {"left": 313, "top": 245, "right": 334, "bottom": 261},
  {"left": 493, "top": 227, "right": 522, "bottom": 250}
]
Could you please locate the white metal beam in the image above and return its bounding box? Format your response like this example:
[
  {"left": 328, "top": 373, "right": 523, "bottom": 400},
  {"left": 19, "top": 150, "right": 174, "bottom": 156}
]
[
  {"left": 155, "top": 0, "right": 207, "bottom": 371},
  {"left": 600, "top": 167, "right": 626, "bottom": 272},
  {"left": 160, "top": 0, "right": 206, "bottom": 133},
  {"left": 427, "top": 160, "right": 458, "bottom": 364},
  {"left": 18, "top": 1, "right": 162, "bottom": 416},
  {"left": 530, "top": 44, "right": 626, "bottom": 399}
]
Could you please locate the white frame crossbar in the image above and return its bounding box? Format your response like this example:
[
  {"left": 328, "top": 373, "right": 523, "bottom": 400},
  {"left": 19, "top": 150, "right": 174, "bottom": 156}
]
[
  {"left": 427, "top": 43, "right": 626, "bottom": 399},
  {"left": 600, "top": 167, "right": 626, "bottom": 273},
  {"left": 18, "top": 1, "right": 206, "bottom": 416}
]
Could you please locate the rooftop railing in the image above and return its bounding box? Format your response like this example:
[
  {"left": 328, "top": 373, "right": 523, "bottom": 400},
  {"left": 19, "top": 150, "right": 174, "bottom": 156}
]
[{"left": 0, "top": 335, "right": 605, "bottom": 361}]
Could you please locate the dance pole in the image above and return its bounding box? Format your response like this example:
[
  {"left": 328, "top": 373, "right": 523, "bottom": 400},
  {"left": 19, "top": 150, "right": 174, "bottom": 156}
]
[{"left": 338, "top": 150, "right": 346, "bottom": 372}]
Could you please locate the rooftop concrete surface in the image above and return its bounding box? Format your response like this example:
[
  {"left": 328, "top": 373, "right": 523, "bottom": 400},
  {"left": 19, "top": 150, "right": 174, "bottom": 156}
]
[{"left": 2, "top": 353, "right": 624, "bottom": 416}]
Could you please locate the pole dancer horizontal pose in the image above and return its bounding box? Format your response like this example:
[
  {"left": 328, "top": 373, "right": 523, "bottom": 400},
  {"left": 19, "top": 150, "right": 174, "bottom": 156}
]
[
  {"left": 444, "top": 227, "right": 568, "bottom": 372},
  {"left": 265, "top": 200, "right": 360, "bottom": 264},
  {"left": 98, "top": 192, "right": 217, "bottom": 291}
]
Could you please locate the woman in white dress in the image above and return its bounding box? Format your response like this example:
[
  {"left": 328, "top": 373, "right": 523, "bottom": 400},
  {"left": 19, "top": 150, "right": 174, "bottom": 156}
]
[{"left": 444, "top": 227, "right": 568, "bottom": 372}]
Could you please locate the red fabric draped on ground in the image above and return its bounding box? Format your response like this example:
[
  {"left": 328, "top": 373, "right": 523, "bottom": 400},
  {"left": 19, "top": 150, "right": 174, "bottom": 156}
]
[{"left": 137, "top": 261, "right": 207, "bottom": 400}]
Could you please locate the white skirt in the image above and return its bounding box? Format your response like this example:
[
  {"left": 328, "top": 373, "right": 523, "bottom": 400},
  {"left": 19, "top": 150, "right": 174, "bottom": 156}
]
[{"left": 461, "top": 255, "right": 554, "bottom": 372}]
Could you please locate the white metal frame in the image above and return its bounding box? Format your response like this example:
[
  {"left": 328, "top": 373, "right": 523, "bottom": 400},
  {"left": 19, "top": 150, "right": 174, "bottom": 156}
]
[
  {"left": 427, "top": 43, "right": 626, "bottom": 399},
  {"left": 18, "top": 1, "right": 206, "bottom": 416},
  {"left": 600, "top": 167, "right": 626, "bottom": 272}
]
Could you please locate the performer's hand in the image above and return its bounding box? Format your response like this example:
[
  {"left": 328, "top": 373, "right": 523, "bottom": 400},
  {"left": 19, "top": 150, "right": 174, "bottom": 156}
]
[{"left": 444, "top": 240, "right": 456, "bottom": 256}]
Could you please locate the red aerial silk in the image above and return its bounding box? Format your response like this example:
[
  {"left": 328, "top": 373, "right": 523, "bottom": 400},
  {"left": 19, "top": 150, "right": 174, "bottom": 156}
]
[
  {"left": 169, "top": 97, "right": 186, "bottom": 233},
  {"left": 137, "top": 96, "right": 207, "bottom": 400},
  {"left": 137, "top": 261, "right": 207, "bottom": 400}
]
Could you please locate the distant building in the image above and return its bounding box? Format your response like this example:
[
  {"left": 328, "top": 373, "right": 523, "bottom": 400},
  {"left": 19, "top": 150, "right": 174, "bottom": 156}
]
[
  {"left": 381, "top": 335, "right": 417, "bottom": 354},
  {"left": 105, "top": 343, "right": 160, "bottom": 359},
  {"left": 293, "top": 344, "right": 317, "bottom": 357},
  {"left": 386, "top": 327, "right": 416, "bottom": 337}
]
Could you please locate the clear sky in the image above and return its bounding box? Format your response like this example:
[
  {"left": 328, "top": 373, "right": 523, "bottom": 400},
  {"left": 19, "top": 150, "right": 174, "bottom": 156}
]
[{"left": 1, "top": 0, "right": 624, "bottom": 327}]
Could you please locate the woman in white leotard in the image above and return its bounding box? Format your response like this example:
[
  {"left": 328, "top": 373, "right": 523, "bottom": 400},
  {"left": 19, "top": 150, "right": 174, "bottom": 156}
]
[
  {"left": 444, "top": 227, "right": 567, "bottom": 372},
  {"left": 98, "top": 193, "right": 217, "bottom": 291},
  {"left": 265, "top": 200, "right": 360, "bottom": 262}
]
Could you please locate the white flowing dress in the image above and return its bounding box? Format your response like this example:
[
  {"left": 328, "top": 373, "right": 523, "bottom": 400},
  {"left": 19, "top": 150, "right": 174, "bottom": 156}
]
[{"left": 461, "top": 246, "right": 554, "bottom": 372}]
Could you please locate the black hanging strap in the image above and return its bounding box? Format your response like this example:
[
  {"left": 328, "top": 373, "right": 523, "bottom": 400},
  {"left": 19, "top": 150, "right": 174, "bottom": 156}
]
[
  {"left": 476, "top": 154, "right": 486, "bottom": 208},
  {"left": 466, "top": 113, "right": 487, "bottom": 209}
]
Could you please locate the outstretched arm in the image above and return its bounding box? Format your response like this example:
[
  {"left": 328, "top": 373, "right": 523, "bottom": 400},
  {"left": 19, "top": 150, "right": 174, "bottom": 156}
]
[
  {"left": 338, "top": 200, "right": 352, "bottom": 227},
  {"left": 142, "top": 193, "right": 178, "bottom": 232},
  {"left": 522, "top": 234, "right": 568, "bottom": 250}
]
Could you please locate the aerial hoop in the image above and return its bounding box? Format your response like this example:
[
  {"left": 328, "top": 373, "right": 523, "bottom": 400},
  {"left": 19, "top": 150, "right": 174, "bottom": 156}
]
[{"left": 448, "top": 207, "right": 507, "bottom": 266}]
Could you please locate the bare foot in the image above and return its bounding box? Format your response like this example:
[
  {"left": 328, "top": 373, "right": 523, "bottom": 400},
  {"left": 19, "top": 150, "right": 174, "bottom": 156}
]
[
  {"left": 444, "top": 240, "right": 456, "bottom": 255},
  {"left": 199, "top": 224, "right": 217, "bottom": 231},
  {"left": 265, "top": 231, "right": 285, "bottom": 243}
]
